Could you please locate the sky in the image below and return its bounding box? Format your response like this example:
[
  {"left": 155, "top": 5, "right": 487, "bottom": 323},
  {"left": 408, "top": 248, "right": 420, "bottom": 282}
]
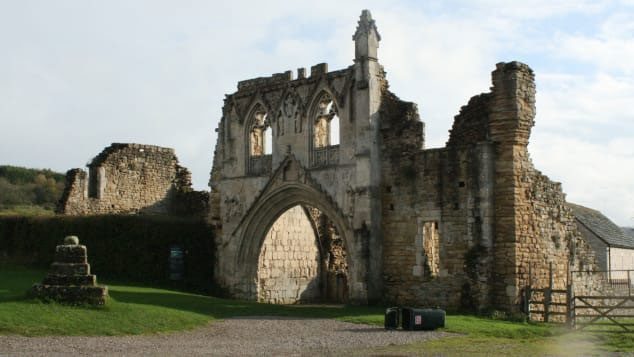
[{"left": 0, "top": 0, "right": 632, "bottom": 226}]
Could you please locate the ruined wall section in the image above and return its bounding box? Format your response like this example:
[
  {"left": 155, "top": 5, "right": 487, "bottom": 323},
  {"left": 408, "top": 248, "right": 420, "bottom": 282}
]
[
  {"left": 447, "top": 94, "right": 491, "bottom": 146},
  {"left": 379, "top": 85, "right": 496, "bottom": 310},
  {"left": 488, "top": 62, "right": 599, "bottom": 309},
  {"left": 380, "top": 62, "right": 600, "bottom": 311},
  {"left": 212, "top": 66, "right": 355, "bottom": 236},
  {"left": 210, "top": 64, "right": 367, "bottom": 298},
  {"left": 381, "top": 145, "right": 496, "bottom": 309},
  {"left": 58, "top": 143, "right": 197, "bottom": 216}
]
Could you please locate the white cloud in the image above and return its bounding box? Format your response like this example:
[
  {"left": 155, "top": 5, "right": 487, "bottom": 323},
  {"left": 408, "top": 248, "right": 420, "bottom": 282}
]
[
  {"left": 530, "top": 134, "right": 634, "bottom": 226},
  {"left": 0, "top": 1, "right": 632, "bottom": 226}
]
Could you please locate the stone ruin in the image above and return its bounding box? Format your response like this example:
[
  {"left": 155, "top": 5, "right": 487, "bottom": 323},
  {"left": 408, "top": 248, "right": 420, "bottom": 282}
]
[
  {"left": 57, "top": 143, "right": 208, "bottom": 217},
  {"left": 208, "top": 10, "right": 601, "bottom": 311},
  {"left": 52, "top": 10, "right": 604, "bottom": 312},
  {"left": 31, "top": 236, "right": 108, "bottom": 305}
]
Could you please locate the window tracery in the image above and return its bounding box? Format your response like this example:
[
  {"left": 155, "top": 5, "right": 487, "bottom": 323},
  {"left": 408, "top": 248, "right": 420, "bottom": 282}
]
[
  {"left": 249, "top": 107, "right": 269, "bottom": 157},
  {"left": 314, "top": 93, "right": 339, "bottom": 148}
]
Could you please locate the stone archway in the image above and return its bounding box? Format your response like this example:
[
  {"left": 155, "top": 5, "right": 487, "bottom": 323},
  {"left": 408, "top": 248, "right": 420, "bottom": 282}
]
[
  {"left": 256, "top": 204, "right": 348, "bottom": 304},
  {"left": 232, "top": 164, "right": 365, "bottom": 303}
]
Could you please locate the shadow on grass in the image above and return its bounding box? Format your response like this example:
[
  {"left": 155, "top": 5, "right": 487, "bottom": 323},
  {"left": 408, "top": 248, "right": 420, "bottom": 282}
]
[
  {"left": 0, "top": 267, "right": 45, "bottom": 303},
  {"left": 108, "top": 288, "right": 383, "bottom": 321}
]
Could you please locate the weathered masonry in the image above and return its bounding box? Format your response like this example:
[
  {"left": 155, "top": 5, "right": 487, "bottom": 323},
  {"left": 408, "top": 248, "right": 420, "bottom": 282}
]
[
  {"left": 58, "top": 143, "right": 207, "bottom": 216},
  {"left": 209, "top": 10, "right": 598, "bottom": 310}
]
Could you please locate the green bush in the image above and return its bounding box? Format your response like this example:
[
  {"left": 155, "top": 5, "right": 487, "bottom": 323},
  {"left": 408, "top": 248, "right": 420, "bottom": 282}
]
[{"left": 0, "top": 215, "right": 215, "bottom": 291}]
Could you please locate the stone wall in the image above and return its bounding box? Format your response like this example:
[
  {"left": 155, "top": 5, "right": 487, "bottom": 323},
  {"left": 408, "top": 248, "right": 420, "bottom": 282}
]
[
  {"left": 381, "top": 142, "right": 496, "bottom": 309},
  {"left": 58, "top": 143, "right": 206, "bottom": 216},
  {"left": 209, "top": 11, "right": 385, "bottom": 303},
  {"left": 380, "top": 61, "right": 599, "bottom": 311},
  {"left": 209, "top": 11, "right": 602, "bottom": 312},
  {"left": 257, "top": 205, "right": 320, "bottom": 303}
]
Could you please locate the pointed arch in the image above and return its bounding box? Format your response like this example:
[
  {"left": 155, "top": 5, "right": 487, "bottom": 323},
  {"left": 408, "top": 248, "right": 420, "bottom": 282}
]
[
  {"left": 306, "top": 85, "right": 341, "bottom": 120},
  {"left": 272, "top": 89, "right": 306, "bottom": 136},
  {"left": 244, "top": 101, "right": 272, "bottom": 175},
  {"left": 236, "top": 181, "right": 362, "bottom": 302},
  {"left": 307, "top": 88, "right": 341, "bottom": 167}
]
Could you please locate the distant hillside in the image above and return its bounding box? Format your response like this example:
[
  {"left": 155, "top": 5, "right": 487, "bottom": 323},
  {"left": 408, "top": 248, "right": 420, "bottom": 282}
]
[{"left": 0, "top": 165, "right": 65, "bottom": 215}]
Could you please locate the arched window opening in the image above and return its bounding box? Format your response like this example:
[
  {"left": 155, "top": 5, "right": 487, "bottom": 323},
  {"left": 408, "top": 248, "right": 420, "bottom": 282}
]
[
  {"left": 250, "top": 110, "right": 268, "bottom": 157},
  {"left": 264, "top": 125, "right": 272, "bottom": 155},
  {"left": 328, "top": 101, "right": 340, "bottom": 146},
  {"left": 311, "top": 92, "right": 340, "bottom": 167},
  {"left": 314, "top": 93, "right": 338, "bottom": 148},
  {"left": 247, "top": 105, "right": 272, "bottom": 176}
]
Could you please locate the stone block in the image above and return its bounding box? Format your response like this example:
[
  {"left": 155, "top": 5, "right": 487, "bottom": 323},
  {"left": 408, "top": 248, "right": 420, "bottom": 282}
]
[
  {"left": 42, "top": 274, "right": 97, "bottom": 286},
  {"left": 54, "top": 245, "right": 88, "bottom": 263},
  {"left": 31, "top": 284, "right": 108, "bottom": 305},
  {"left": 50, "top": 262, "right": 90, "bottom": 276}
]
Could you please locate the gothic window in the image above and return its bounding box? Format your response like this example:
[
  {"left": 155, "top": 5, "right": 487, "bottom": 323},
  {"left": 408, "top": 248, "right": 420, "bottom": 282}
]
[
  {"left": 314, "top": 93, "right": 339, "bottom": 148},
  {"left": 249, "top": 108, "right": 270, "bottom": 157},
  {"left": 264, "top": 126, "right": 272, "bottom": 155},
  {"left": 330, "top": 103, "right": 340, "bottom": 146}
]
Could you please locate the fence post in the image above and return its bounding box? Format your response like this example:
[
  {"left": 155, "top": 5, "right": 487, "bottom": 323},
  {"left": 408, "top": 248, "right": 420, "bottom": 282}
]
[
  {"left": 544, "top": 262, "right": 553, "bottom": 323},
  {"left": 566, "top": 282, "right": 574, "bottom": 329},
  {"left": 524, "top": 283, "right": 531, "bottom": 319},
  {"left": 629, "top": 270, "right": 632, "bottom": 297}
]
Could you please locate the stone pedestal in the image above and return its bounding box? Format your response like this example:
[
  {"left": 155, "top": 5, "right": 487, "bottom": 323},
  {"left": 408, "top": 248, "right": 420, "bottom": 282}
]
[{"left": 31, "top": 235, "right": 108, "bottom": 305}]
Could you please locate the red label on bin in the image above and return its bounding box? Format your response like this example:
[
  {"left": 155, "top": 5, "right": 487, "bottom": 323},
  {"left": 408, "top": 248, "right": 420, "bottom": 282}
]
[{"left": 415, "top": 315, "right": 422, "bottom": 325}]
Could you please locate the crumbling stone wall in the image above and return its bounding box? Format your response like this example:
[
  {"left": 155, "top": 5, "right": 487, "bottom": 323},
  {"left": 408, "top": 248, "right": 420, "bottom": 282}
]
[
  {"left": 306, "top": 206, "right": 349, "bottom": 302},
  {"left": 58, "top": 143, "right": 203, "bottom": 216},
  {"left": 380, "top": 62, "right": 599, "bottom": 311},
  {"left": 209, "top": 11, "right": 601, "bottom": 311}
]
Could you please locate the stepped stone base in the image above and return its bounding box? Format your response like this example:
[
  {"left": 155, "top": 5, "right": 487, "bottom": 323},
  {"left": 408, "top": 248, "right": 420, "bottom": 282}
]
[
  {"left": 30, "top": 235, "right": 108, "bottom": 305},
  {"left": 31, "top": 284, "right": 108, "bottom": 305}
]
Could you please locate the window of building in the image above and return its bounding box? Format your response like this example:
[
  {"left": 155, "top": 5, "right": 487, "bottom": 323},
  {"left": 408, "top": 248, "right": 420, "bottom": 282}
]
[
  {"left": 314, "top": 93, "right": 339, "bottom": 148},
  {"left": 422, "top": 221, "right": 440, "bottom": 277},
  {"left": 250, "top": 108, "right": 269, "bottom": 157}
]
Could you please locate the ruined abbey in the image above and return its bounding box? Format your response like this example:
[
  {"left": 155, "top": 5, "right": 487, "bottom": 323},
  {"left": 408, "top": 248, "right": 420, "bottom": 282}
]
[
  {"left": 207, "top": 10, "right": 598, "bottom": 310},
  {"left": 59, "top": 10, "right": 603, "bottom": 312}
]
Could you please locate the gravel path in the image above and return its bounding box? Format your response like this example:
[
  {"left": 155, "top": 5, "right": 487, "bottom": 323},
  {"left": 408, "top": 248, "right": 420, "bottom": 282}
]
[{"left": 0, "top": 316, "right": 450, "bottom": 356}]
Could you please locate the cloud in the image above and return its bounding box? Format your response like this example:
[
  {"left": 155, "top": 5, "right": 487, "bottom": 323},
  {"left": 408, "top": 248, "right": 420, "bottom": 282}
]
[
  {"left": 0, "top": 1, "right": 632, "bottom": 226},
  {"left": 530, "top": 133, "right": 634, "bottom": 225}
]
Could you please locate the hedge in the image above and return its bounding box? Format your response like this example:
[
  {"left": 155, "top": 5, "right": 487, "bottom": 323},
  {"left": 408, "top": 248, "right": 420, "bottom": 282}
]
[{"left": 0, "top": 215, "right": 215, "bottom": 291}]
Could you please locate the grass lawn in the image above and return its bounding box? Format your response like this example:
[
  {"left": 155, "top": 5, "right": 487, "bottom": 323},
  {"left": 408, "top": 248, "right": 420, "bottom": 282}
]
[
  {"left": 0, "top": 205, "right": 54, "bottom": 216},
  {"left": 1, "top": 265, "right": 632, "bottom": 355}
]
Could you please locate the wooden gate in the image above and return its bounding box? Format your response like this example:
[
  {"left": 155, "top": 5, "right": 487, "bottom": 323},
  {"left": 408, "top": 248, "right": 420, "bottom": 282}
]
[
  {"left": 570, "top": 270, "right": 634, "bottom": 332},
  {"left": 524, "top": 263, "right": 572, "bottom": 323},
  {"left": 524, "top": 266, "right": 634, "bottom": 331}
]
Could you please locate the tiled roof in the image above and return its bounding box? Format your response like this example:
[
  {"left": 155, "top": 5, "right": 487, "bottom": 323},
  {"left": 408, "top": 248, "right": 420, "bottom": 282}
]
[{"left": 567, "top": 203, "right": 634, "bottom": 249}]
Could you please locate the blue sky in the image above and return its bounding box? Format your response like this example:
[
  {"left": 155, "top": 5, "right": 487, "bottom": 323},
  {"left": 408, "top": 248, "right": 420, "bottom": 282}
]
[{"left": 1, "top": 0, "right": 632, "bottom": 226}]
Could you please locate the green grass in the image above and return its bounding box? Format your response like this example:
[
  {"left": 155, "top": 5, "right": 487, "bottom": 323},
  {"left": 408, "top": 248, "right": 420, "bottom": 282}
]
[
  {"left": 0, "top": 205, "right": 54, "bottom": 216},
  {"left": 0, "top": 265, "right": 381, "bottom": 336},
  {"left": 1, "top": 266, "right": 632, "bottom": 355}
]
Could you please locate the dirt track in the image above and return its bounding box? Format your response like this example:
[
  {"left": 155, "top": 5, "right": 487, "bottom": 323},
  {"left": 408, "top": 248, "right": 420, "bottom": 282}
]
[{"left": 0, "top": 316, "right": 449, "bottom": 356}]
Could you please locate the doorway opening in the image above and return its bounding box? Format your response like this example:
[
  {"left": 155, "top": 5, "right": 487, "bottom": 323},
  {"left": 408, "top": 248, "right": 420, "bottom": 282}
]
[{"left": 256, "top": 204, "right": 348, "bottom": 304}]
